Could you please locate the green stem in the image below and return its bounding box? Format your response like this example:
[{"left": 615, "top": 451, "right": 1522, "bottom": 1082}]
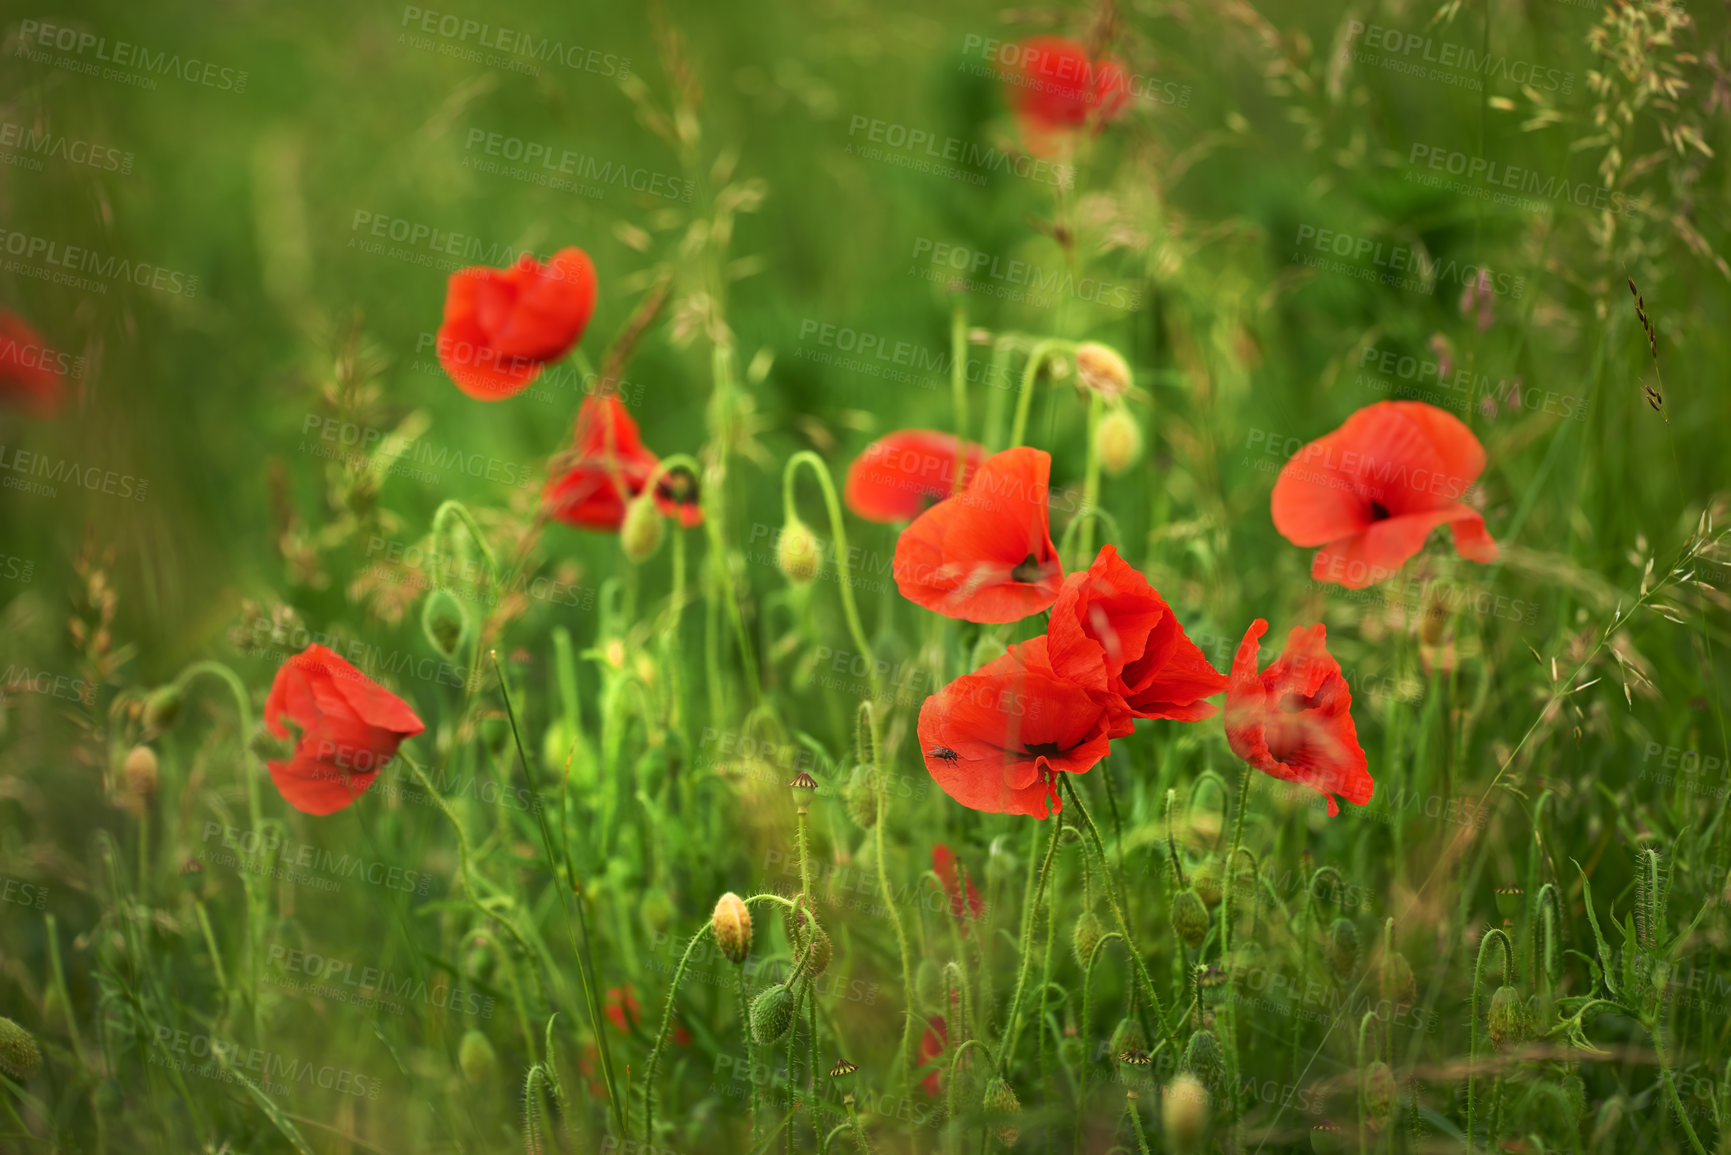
[
  {"left": 782, "top": 451, "right": 879, "bottom": 703},
  {"left": 1008, "top": 340, "right": 1065, "bottom": 449},
  {"left": 951, "top": 303, "right": 971, "bottom": 493},
  {"left": 1466, "top": 927, "right": 1513, "bottom": 1149},
  {"left": 644, "top": 926, "right": 711, "bottom": 1143},
  {"left": 1075, "top": 393, "right": 1103, "bottom": 567},
  {"left": 995, "top": 819, "right": 1062, "bottom": 1071}
]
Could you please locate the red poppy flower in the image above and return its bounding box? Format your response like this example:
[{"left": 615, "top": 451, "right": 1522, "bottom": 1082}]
[
  {"left": 1271, "top": 401, "right": 1498, "bottom": 590},
  {"left": 542, "top": 394, "right": 702, "bottom": 531},
  {"left": 1047, "top": 545, "right": 1228, "bottom": 732},
  {"left": 436, "top": 247, "right": 598, "bottom": 401},
  {"left": 1006, "top": 36, "right": 1130, "bottom": 141},
  {"left": 0, "top": 309, "right": 65, "bottom": 415},
  {"left": 918, "top": 637, "right": 1116, "bottom": 819},
  {"left": 918, "top": 1014, "right": 948, "bottom": 1096},
  {"left": 932, "top": 844, "right": 985, "bottom": 934},
  {"left": 844, "top": 430, "right": 987, "bottom": 523},
  {"left": 262, "top": 644, "right": 425, "bottom": 816},
  {"left": 893, "top": 446, "right": 1063, "bottom": 623},
  {"left": 1223, "top": 620, "right": 1371, "bottom": 816}
]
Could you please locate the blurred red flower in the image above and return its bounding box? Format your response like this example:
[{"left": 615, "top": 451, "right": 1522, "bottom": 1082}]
[
  {"left": 918, "top": 1014, "right": 948, "bottom": 1096},
  {"left": 0, "top": 309, "right": 66, "bottom": 415},
  {"left": 1271, "top": 401, "right": 1497, "bottom": 590},
  {"left": 262, "top": 644, "right": 425, "bottom": 815},
  {"left": 1047, "top": 545, "right": 1228, "bottom": 731},
  {"left": 844, "top": 429, "right": 987, "bottom": 523},
  {"left": 436, "top": 247, "right": 597, "bottom": 400},
  {"left": 581, "top": 985, "right": 687, "bottom": 1097},
  {"left": 893, "top": 446, "right": 1063, "bottom": 623},
  {"left": 1223, "top": 620, "right": 1371, "bottom": 816},
  {"left": 1006, "top": 36, "right": 1129, "bottom": 146},
  {"left": 542, "top": 394, "right": 702, "bottom": 531},
  {"left": 932, "top": 844, "right": 984, "bottom": 934},
  {"left": 917, "top": 637, "right": 1116, "bottom": 819}
]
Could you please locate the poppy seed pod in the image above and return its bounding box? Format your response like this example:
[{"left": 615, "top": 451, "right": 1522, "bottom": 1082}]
[
  {"left": 1095, "top": 405, "right": 1143, "bottom": 476},
  {"left": 777, "top": 518, "right": 821, "bottom": 584},
  {"left": 122, "top": 745, "right": 159, "bottom": 804},
  {"left": 1170, "top": 888, "right": 1210, "bottom": 951},
  {"left": 1487, "top": 985, "right": 1524, "bottom": 1047},
  {"left": 1310, "top": 1120, "right": 1345, "bottom": 1154},
  {"left": 712, "top": 892, "right": 752, "bottom": 964},
  {"left": 458, "top": 1029, "right": 497, "bottom": 1085},
  {"left": 420, "top": 588, "right": 469, "bottom": 658},
  {"left": 749, "top": 983, "right": 796, "bottom": 1044},
  {"left": 1494, "top": 886, "right": 1525, "bottom": 920},
  {"left": 1325, "top": 918, "right": 1359, "bottom": 982},
  {"left": 142, "top": 684, "right": 182, "bottom": 731},
  {"left": 1162, "top": 1073, "right": 1209, "bottom": 1153},
  {"left": 982, "top": 1076, "right": 1022, "bottom": 1145},
  {"left": 1363, "top": 1060, "right": 1395, "bottom": 1124},
  {"left": 620, "top": 493, "right": 666, "bottom": 563},
  {"left": 1074, "top": 342, "right": 1132, "bottom": 399},
  {"left": 0, "top": 1017, "right": 41, "bottom": 1079},
  {"left": 1072, "top": 910, "right": 1106, "bottom": 968},
  {"left": 1110, "top": 1019, "right": 1146, "bottom": 1071}
]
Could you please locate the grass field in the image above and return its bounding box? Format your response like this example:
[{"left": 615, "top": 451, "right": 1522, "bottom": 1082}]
[{"left": 2, "top": 0, "right": 1730, "bottom": 1152}]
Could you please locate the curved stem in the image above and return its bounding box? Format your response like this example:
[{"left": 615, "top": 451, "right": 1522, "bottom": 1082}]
[
  {"left": 951, "top": 303, "right": 970, "bottom": 494},
  {"left": 643, "top": 925, "right": 711, "bottom": 1142},
  {"left": 1008, "top": 339, "right": 1065, "bottom": 449},
  {"left": 783, "top": 451, "right": 878, "bottom": 703},
  {"left": 430, "top": 499, "right": 499, "bottom": 589},
  {"left": 945, "top": 1038, "right": 995, "bottom": 1153},
  {"left": 1075, "top": 393, "right": 1104, "bottom": 566},
  {"left": 1467, "top": 927, "right": 1514, "bottom": 1148},
  {"left": 1075, "top": 930, "right": 1126, "bottom": 1154}
]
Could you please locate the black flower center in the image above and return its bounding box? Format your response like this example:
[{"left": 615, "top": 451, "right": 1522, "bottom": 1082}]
[
  {"left": 1278, "top": 691, "right": 1325, "bottom": 714},
  {"left": 1010, "top": 554, "right": 1046, "bottom": 583},
  {"left": 1023, "top": 742, "right": 1066, "bottom": 758},
  {"left": 1368, "top": 501, "right": 1392, "bottom": 521}
]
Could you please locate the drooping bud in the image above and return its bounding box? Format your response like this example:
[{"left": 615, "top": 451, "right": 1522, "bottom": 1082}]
[
  {"left": 1170, "top": 888, "right": 1210, "bottom": 951},
  {"left": 750, "top": 983, "right": 796, "bottom": 1044},
  {"left": 1183, "top": 1028, "right": 1224, "bottom": 1096},
  {"left": 1193, "top": 870, "right": 1223, "bottom": 909},
  {"left": 777, "top": 518, "right": 821, "bottom": 584},
  {"left": 0, "top": 1017, "right": 42, "bottom": 1079},
  {"left": 982, "top": 1076, "right": 1022, "bottom": 1145},
  {"left": 1363, "top": 1060, "right": 1395, "bottom": 1125},
  {"left": 1072, "top": 910, "right": 1106, "bottom": 968},
  {"left": 142, "top": 685, "right": 182, "bottom": 732},
  {"left": 712, "top": 892, "right": 752, "bottom": 964},
  {"left": 122, "top": 745, "right": 159, "bottom": 808},
  {"left": 620, "top": 493, "right": 665, "bottom": 563},
  {"left": 1161, "top": 1072, "right": 1209, "bottom": 1153},
  {"left": 844, "top": 765, "right": 878, "bottom": 829},
  {"left": 421, "top": 588, "right": 468, "bottom": 658},
  {"left": 1383, "top": 951, "right": 1416, "bottom": 1005},
  {"left": 1487, "top": 985, "right": 1525, "bottom": 1047},
  {"left": 458, "top": 1029, "right": 497, "bottom": 1085},
  {"left": 1095, "top": 405, "right": 1143, "bottom": 476},
  {"left": 789, "top": 910, "right": 832, "bottom": 980},
  {"left": 1074, "top": 342, "right": 1133, "bottom": 399},
  {"left": 1325, "top": 918, "right": 1359, "bottom": 982}
]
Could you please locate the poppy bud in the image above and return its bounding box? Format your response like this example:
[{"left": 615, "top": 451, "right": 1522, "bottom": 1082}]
[
  {"left": 1325, "top": 918, "right": 1359, "bottom": 982},
  {"left": 123, "top": 745, "right": 158, "bottom": 806},
  {"left": 621, "top": 493, "right": 665, "bottom": 563},
  {"left": 458, "top": 1029, "right": 497, "bottom": 1085},
  {"left": 1110, "top": 1019, "right": 1146, "bottom": 1073},
  {"left": 712, "top": 892, "right": 752, "bottom": 964},
  {"left": 789, "top": 912, "right": 831, "bottom": 980},
  {"left": 1170, "top": 888, "right": 1210, "bottom": 951},
  {"left": 777, "top": 518, "right": 821, "bottom": 584},
  {"left": 1487, "top": 984, "right": 1524, "bottom": 1047},
  {"left": 463, "top": 933, "right": 496, "bottom": 980},
  {"left": 1183, "top": 1029, "right": 1224, "bottom": 1095},
  {"left": 1074, "top": 342, "right": 1132, "bottom": 399},
  {"left": 982, "top": 1076, "right": 1022, "bottom": 1145},
  {"left": 143, "top": 685, "right": 182, "bottom": 731},
  {"left": 749, "top": 983, "right": 796, "bottom": 1044},
  {"left": 1193, "top": 870, "right": 1223, "bottom": 909},
  {"left": 1383, "top": 951, "right": 1416, "bottom": 1004},
  {"left": 914, "top": 958, "right": 944, "bottom": 1012},
  {"left": 1072, "top": 910, "right": 1105, "bottom": 968},
  {"left": 641, "top": 886, "right": 674, "bottom": 938},
  {"left": 844, "top": 766, "right": 878, "bottom": 830},
  {"left": 0, "top": 1016, "right": 41, "bottom": 1079},
  {"left": 1161, "top": 1073, "right": 1209, "bottom": 1153},
  {"left": 421, "top": 588, "right": 468, "bottom": 658},
  {"left": 1363, "top": 1060, "right": 1395, "bottom": 1125},
  {"left": 1095, "top": 405, "right": 1143, "bottom": 476}
]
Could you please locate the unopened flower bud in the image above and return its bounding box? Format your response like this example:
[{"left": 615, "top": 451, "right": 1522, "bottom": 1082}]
[
  {"left": 712, "top": 892, "right": 752, "bottom": 964},
  {"left": 789, "top": 911, "right": 831, "bottom": 980},
  {"left": 1162, "top": 1072, "right": 1209, "bottom": 1153},
  {"left": 123, "top": 745, "right": 159, "bottom": 806},
  {"left": 421, "top": 588, "right": 468, "bottom": 658},
  {"left": 982, "top": 1076, "right": 1022, "bottom": 1145},
  {"left": 777, "top": 518, "right": 821, "bottom": 583},
  {"left": 1095, "top": 406, "right": 1143, "bottom": 475},
  {"left": 640, "top": 886, "right": 674, "bottom": 938},
  {"left": 143, "top": 685, "right": 182, "bottom": 732},
  {"left": 1072, "top": 910, "right": 1106, "bottom": 968},
  {"left": 1183, "top": 1028, "right": 1223, "bottom": 1095},
  {"left": 844, "top": 766, "right": 878, "bottom": 830},
  {"left": 750, "top": 983, "right": 796, "bottom": 1044},
  {"left": 459, "top": 1029, "right": 497, "bottom": 1085},
  {"left": 1487, "top": 984, "right": 1524, "bottom": 1047},
  {"left": 1074, "top": 342, "right": 1132, "bottom": 399},
  {"left": 1325, "top": 918, "right": 1359, "bottom": 982},
  {"left": 0, "top": 1017, "right": 41, "bottom": 1079},
  {"left": 1363, "top": 1060, "right": 1395, "bottom": 1124},
  {"left": 621, "top": 493, "right": 665, "bottom": 563},
  {"left": 1170, "top": 888, "right": 1210, "bottom": 951},
  {"left": 1383, "top": 951, "right": 1416, "bottom": 1005}
]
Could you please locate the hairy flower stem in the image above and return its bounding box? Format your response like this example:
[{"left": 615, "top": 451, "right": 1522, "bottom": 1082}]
[
  {"left": 739, "top": 966, "right": 758, "bottom": 1136},
  {"left": 1466, "top": 927, "right": 1512, "bottom": 1148},
  {"left": 944, "top": 1037, "right": 993, "bottom": 1154},
  {"left": 1075, "top": 931, "right": 1126, "bottom": 1154},
  {"left": 951, "top": 303, "right": 970, "bottom": 494},
  {"left": 643, "top": 925, "right": 711, "bottom": 1143},
  {"left": 1075, "top": 393, "right": 1103, "bottom": 567},
  {"left": 1062, "top": 776, "right": 1177, "bottom": 1047},
  {"left": 997, "top": 819, "right": 1061, "bottom": 1071},
  {"left": 1218, "top": 764, "right": 1253, "bottom": 1126}
]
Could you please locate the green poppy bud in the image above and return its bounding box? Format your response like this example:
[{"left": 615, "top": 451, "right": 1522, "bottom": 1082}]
[
  {"left": 0, "top": 1017, "right": 40, "bottom": 1079},
  {"left": 1073, "top": 910, "right": 1106, "bottom": 969},
  {"left": 1383, "top": 950, "right": 1416, "bottom": 1004},
  {"left": 142, "top": 685, "right": 182, "bottom": 732},
  {"left": 982, "top": 1076, "right": 1022, "bottom": 1145},
  {"left": 1325, "top": 918, "right": 1359, "bottom": 982},
  {"left": 1363, "top": 1060, "right": 1395, "bottom": 1124},
  {"left": 640, "top": 886, "right": 675, "bottom": 938},
  {"left": 750, "top": 983, "right": 796, "bottom": 1045},
  {"left": 421, "top": 588, "right": 468, "bottom": 658},
  {"left": 1487, "top": 984, "right": 1525, "bottom": 1047},
  {"left": 789, "top": 911, "right": 831, "bottom": 980},
  {"left": 1183, "top": 1028, "right": 1224, "bottom": 1095},
  {"left": 458, "top": 1029, "right": 497, "bottom": 1085},
  {"left": 621, "top": 493, "right": 666, "bottom": 563},
  {"left": 844, "top": 765, "right": 878, "bottom": 829},
  {"left": 777, "top": 518, "right": 821, "bottom": 584},
  {"left": 1170, "top": 889, "right": 1210, "bottom": 951},
  {"left": 1095, "top": 405, "right": 1143, "bottom": 476}
]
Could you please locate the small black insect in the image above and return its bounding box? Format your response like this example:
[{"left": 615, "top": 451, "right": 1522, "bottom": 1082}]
[
  {"left": 926, "top": 746, "right": 960, "bottom": 762},
  {"left": 829, "top": 1059, "right": 857, "bottom": 1078}
]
